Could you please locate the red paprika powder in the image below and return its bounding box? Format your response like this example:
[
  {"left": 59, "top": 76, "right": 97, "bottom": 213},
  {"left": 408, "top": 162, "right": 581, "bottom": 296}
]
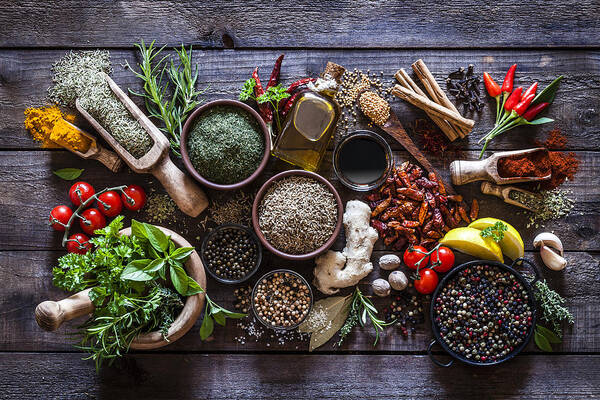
[{"left": 497, "top": 150, "right": 551, "bottom": 178}]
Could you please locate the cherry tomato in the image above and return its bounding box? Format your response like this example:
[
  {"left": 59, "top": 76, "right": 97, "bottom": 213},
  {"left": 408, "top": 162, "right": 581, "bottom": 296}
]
[
  {"left": 403, "top": 245, "right": 430, "bottom": 270},
  {"left": 121, "top": 185, "right": 146, "bottom": 211},
  {"left": 69, "top": 182, "right": 95, "bottom": 207},
  {"left": 49, "top": 205, "right": 73, "bottom": 232},
  {"left": 414, "top": 269, "right": 439, "bottom": 295},
  {"left": 97, "top": 191, "right": 123, "bottom": 217},
  {"left": 79, "top": 208, "right": 106, "bottom": 235},
  {"left": 431, "top": 246, "right": 455, "bottom": 273},
  {"left": 66, "top": 233, "right": 92, "bottom": 255}
]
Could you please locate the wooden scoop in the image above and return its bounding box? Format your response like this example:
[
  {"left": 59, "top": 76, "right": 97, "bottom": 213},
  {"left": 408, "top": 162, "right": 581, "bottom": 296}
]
[
  {"left": 35, "top": 227, "right": 206, "bottom": 349},
  {"left": 480, "top": 181, "right": 540, "bottom": 211},
  {"left": 450, "top": 148, "right": 551, "bottom": 186},
  {"left": 54, "top": 120, "right": 123, "bottom": 172},
  {"left": 76, "top": 73, "right": 208, "bottom": 217}
]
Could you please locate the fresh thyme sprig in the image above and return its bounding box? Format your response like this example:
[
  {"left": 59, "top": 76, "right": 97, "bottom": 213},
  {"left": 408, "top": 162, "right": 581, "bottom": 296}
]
[
  {"left": 530, "top": 278, "right": 574, "bottom": 337},
  {"left": 126, "top": 40, "right": 205, "bottom": 156},
  {"left": 337, "top": 287, "right": 394, "bottom": 346}
]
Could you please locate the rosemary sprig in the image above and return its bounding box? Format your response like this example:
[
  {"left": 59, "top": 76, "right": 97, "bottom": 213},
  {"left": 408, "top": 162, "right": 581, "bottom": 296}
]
[
  {"left": 337, "top": 287, "right": 394, "bottom": 346},
  {"left": 126, "top": 40, "right": 205, "bottom": 156}
]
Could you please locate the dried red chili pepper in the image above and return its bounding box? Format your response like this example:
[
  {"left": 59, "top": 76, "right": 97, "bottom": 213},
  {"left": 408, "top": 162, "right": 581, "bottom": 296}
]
[
  {"left": 281, "top": 91, "right": 300, "bottom": 116},
  {"left": 371, "top": 196, "right": 391, "bottom": 217},
  {"left": 252, "top": 67, "right": 272, "bottom": 123},
  {"left": 470, "top": 198, "right": 479, "bottom": 221},
  {"left": 458, "top": 204, "right": 470, "bottom": 224},
  {"left": 397, "top": 187, "right": 424, "bottom": 201},
  {"left": 287, "top": 77, "right": 316, "bottom": 93},
  {"left": 266, "top": 54, "right": 284, "bottom": 89}
]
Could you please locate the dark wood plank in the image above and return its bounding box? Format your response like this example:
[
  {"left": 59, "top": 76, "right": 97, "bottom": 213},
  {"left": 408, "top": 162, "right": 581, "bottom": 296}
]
[
  {"left": 1, "top": 249, "right": 597, "bottom": 353},
  {"left": 1, "top": 1, "right": 599, "bottom": 48},
  {"left": 0, "top": 150, "right": 597, "bottom": 251},
  {"left": 1, "top": 49, "right": 599, "bottom": 150},
  {"left": 1, "top": 353, "right": 599, "bottom": 399}
]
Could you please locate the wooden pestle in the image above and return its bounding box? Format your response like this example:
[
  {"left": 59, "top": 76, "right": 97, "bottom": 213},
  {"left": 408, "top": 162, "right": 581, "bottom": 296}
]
[{"left": 35, "top": 288, "right": 93, "bottom": 332}]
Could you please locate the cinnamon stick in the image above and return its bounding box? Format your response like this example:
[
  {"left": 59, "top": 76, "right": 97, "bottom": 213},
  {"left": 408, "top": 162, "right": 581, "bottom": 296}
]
[
  {"left": 411, "top": 59, "right": 473, "bottom": 137},
  {"left": 395, "top": 69, "right": 460, "bottom": 141},
  {"left": 391, "top": 85, "right": 475, "bottom": 130}
]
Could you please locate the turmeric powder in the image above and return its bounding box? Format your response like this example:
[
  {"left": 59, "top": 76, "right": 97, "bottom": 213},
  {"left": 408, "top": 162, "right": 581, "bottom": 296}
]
[{"left": 24, "top": 105, "right": 90, "bottom": 152}]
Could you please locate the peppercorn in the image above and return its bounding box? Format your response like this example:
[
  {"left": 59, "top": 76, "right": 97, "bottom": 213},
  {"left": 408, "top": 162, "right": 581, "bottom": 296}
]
[{"left": 203, "top": 226, "right": 259, "bottom": 281}]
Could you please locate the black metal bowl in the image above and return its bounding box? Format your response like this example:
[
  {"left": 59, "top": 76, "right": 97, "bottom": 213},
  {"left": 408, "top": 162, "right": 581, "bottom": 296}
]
[{"left": 428, "top": 258, "right": 540, "bottom": 367}]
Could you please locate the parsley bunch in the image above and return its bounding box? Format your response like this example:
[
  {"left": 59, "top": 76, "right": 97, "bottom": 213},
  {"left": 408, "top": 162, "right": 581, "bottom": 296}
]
[
  {"left": 480, "top": 221, "right": 508, "bottom": 243},
  {"left": 239, "top": 79, "right": 290, "bottom": 133}
]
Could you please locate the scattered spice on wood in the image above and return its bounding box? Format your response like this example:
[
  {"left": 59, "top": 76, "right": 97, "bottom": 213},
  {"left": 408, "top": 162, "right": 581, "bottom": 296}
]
[
  {"left": 445, "top": 64, "right": 484, "bottom": 113},
  {"left": 144, "top": 193, "right": 177, "bottom": 224},
  {"left": 258, "top": 176, "right": 338, "bottom": 255},
  {"left": 367, "top": 160, "right": 476, "bottom": 250},
  {"left": 511, "top": 188, "right": 575, "bottom": 228},
  {"left": 541, "top": 151, "right": 580, "bottom": 190},
  {"left": 497, "top": 150, "right": 551, "bottom": 178},
  {"left": 412, "top": 119, "right": 463, "bottom": 163},
  {"left": 208, "top": 191, "right": 253, "bottom": 226},
  {"left": 536, "top": 128, "right": 567, "bottom": 149},
  {"left": 384, "top": 293, "right": 426, "bottom": 337},
  {"left": 187, "top": 105, "right": 264, "bottom": 184}
]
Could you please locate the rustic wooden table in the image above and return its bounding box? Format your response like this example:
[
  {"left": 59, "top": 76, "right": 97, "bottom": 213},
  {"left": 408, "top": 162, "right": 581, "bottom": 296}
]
[{"left": 1, "top": 1, "right": 599, "bottom": 399}]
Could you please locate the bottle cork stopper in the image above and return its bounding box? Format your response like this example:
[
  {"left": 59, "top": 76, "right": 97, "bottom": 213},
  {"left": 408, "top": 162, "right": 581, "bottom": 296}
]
[{"left": 322, "top": 62, "right": 346, "bottom": 83}]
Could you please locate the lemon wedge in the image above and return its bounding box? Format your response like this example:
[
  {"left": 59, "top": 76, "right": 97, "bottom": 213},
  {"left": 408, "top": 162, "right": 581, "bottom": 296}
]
[
  {"left": 468, "top": 217, "right": 524, "bottom": 261},
  {"left": 440, "top": 227, "right": 504, "bottom": 263}
]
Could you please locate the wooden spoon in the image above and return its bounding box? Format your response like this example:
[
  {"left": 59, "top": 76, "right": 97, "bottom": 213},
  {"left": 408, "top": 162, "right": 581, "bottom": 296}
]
[
  {"left": 53, "top": 119, "right": 123, "bottom": 172},
  {"left": 480, "top": 181, "right": 539, "bottom": 211},
  {"left": 450, "top": 148, "right": 551, "bottom": 186},
  {"left": 34, "top": 227, "right": 206, "bottom": 350},
  {"left": 76, "top": 73, "right": 209, "bottom": 217}
]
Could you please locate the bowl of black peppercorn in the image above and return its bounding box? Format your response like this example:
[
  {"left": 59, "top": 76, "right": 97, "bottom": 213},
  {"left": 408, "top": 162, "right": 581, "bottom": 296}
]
[{"left": 201, "top": 224, "right": 262, "bottom": 284}]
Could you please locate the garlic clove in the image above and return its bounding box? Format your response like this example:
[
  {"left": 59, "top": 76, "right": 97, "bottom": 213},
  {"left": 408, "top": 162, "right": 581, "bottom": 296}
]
[
  {"left": 539, "top": 244, "right": 567, "bottom": 271},
  {"left": 533, "top": 232, "right": 564, "bottom": 256}
]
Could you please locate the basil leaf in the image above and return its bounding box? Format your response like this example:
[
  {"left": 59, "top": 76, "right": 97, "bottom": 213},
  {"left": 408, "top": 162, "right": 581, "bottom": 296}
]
[
  {"left": 534, "top": 330, "right": 553, "bottom": 352},
  {"left": 170, "top": 246, "right": 195, "bottom": 261},
  {"left": 526, "top": 117, "right": 554, "bottom": 125},
  {"left": 168, "top": 240, "right": 176, "bottom": 253},
  {"left": 144, "top": 258, "right": 165, "bottom": 273},
  {"left": 125, "top": 259, "right": 152, "bottom": 270},
  {"left": 219, "top": 309, "right": 246, "bottom": 319},
  {"left": 199, "top": 314, "right": 214, "bottom": 340},
  {"left": 536, "top": 324, "right": 561, "bottom": 344},
  {"left": 53, "top": 168, "right": 84, "bottom": 180},
  {"left": 121, "top": 265, "right": 153, "bottom": 281},
  {"left": 212, "top": 311, "right": 226, "bottom": 326},
  {"left": 185, "top": 277, "right": 204, "bottom": 296},
  {"left": 131, "top": 220, "right": 146, "bottom": 239},
  {"left": 170, "top": 264, "right": 189, "bottom": 295},
  {"left": 532, "top": 76, "right": 563, "bottom": 105},
  {"left": 143, "top": 223, "right": 169, "bottom": 252}
]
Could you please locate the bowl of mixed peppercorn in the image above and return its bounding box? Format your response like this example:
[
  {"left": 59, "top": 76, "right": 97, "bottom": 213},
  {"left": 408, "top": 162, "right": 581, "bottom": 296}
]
[
  {"left": 429, "top": 259, "right": 538, "bottom": 367},
  {"left": 201, "top": 224, "right": 262, "bottom": 284}
]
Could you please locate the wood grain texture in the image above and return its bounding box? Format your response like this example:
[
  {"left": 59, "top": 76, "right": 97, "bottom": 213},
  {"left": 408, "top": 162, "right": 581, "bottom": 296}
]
[
  {"left": 1, "top": 50, "right": 599, "bottom": 150},
  {"left": 1, "top": 249, "right": 598, "bottom": 353},
  {"left": 0, "top": 150, "right": 597, "bottom": 251},
  {"left": 0, "top": 1, "right": 599, "bottom": 48},
  {"left": 1, "top": 353, "right": 599, "bottom": 399}
]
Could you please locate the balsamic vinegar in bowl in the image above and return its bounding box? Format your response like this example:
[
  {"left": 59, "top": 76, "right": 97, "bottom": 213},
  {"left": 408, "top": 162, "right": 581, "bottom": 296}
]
[{"left": 333, "top": 130, "right": 392, "bottom": 191}]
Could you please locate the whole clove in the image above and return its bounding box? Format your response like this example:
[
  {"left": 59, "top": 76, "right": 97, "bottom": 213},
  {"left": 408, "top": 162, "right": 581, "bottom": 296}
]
[{"left": 446, "top": 64, "right": 485, "bottom": 113}]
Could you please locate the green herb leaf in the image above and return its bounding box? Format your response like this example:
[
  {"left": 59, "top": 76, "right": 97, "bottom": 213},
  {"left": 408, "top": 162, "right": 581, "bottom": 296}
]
[
  {"left": 536, "top": 324, "right": 562, "bottom": 344},
  {"left": 480, "top": 221, "right": 508, "bottom": 243},
  {"left": 526, "top": 117, "right": 554, "bottom": 125},
  {"left": 144, "top": 258, "right": 165, "bottom": 273},
  {"left": 257, "top": 84, "right": 290, "bottom": 104},
  {"left": 239, "top": 78, "right": 257, "bottom": 101},
  {"left": 212, "top": 311, "right": 226, "bottom": 326},
  {"left": 131, "top": 219, "right": 146, "bottom": 239},
  {"left": 184, "top": 277, "right": 204, "bottom": 296},
  {"left": 169, "top": 246, "right": 194, "bottom": 261},
  {"left": 170, "top": 264, "right": 189, "bottom": 296},
  {"left": 534, "top": 330, "right": 553, "bottom": 352},
  {"left": 218, "top": 309, "right": 246, "bottom": 319},
  {"left": 532, "top": 76, "right": 563, "bottom": 105},
  {"left": 139, "top": 222, "right": 169, "bottom": 252},
  {"left": 120, "top": 265, "right": 153, "bottom": 281},
  {"left": 199, "top": 314, "right": 214, "bottom": 340},
  {"left": 53, "top": 168, "right": 84, "bottom": 180}
]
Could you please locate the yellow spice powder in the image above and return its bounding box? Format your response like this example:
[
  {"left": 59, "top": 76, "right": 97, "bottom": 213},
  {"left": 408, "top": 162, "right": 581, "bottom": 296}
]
[
  {"left": 50, "top": 119, "right": 91, "bottom": 152},
  {"left": 24, "top": 105, "right": 89, "bottom": 152}
]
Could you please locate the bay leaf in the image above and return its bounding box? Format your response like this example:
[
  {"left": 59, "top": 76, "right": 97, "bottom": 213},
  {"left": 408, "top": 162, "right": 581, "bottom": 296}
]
[
  {"left": 53, "top": 168, "right": 84, "bottom": 180},
  {"left": 299, "top": 295, "right": 349, "bottom": 333},
  {"left": 309, "top": 296, "right": 353, "bottom": 352}
]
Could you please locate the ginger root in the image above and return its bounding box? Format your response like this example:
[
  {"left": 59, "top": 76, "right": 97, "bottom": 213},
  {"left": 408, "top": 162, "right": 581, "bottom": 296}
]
[{"left": 313, "top": 200, "right": 378, "bottom": 294}]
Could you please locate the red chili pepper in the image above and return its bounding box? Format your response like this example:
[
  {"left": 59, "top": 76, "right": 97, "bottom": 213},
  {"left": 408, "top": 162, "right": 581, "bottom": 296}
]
[
  {"left": 266, "top": 54, "right": 284, "bottom": 89},
  {"left": 522, "top": 102, "right": 549, "bottom": 121},
  {"left": 501, "top": 64, "right": 517, "bottom": 93},
  {"left": 522, "top": 82, "right": 538, "bottom": 100},
  {"left": 287, "top": 77, "right": 316, "bottom": 93},
  {"left": 503, "top": 87, "right": 523, "bottom": 111},
  {"left": 252, "top": 67, "right": 272, "bottom": 123},
  {"left": 483, "top": 72, "right": 501, "bottom": 97},
  {"left": 282, "top": 91, "right": 301, "bottom": 116},
  {"left": 513, "top": 93, "right": 535, "bottom": 116}
]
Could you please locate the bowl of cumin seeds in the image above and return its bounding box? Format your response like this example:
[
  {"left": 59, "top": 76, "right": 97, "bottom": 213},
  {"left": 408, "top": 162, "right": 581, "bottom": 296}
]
[{"left": 252, "top": 170, "right": 343, "bottom": 260}]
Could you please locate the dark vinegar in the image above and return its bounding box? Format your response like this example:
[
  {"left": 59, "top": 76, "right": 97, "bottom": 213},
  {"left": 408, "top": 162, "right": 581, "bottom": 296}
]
[{"left": 338, "top": 137, "right": 387, "bottom": 184}]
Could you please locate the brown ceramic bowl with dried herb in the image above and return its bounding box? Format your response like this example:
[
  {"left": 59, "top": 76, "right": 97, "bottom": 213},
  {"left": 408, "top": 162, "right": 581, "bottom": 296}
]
[
  {"left": 252, "top": 170, "right": 343, "bottom": 261},
  {"left": 180, "top": 99, "right": 271, "bottom": 191}
]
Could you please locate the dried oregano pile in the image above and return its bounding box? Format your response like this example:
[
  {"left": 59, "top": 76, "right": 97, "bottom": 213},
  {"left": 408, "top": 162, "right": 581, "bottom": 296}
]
[
  {"left": 49, "top": 50, "right": 153, "bottom": 158},
  {"left": 258, "top": 176, "right": 338, "bottom": 254}
]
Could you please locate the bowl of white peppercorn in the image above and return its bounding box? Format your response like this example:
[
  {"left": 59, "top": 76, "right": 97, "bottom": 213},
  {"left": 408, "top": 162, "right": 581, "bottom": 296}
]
[
  {"left": 252, "top": 169, "right": 343, "bottom": 261},
  {"left": 200, "top": 224, "right": 262, "bottom": 284},
  {"left": 251, "top": 269, "right": 314, "bottom": 330}
]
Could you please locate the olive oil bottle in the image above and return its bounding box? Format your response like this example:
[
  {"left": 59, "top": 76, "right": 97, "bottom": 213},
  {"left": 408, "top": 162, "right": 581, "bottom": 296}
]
[{"left": 273, "top": 62, "right": 345, "bottom": 172}]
